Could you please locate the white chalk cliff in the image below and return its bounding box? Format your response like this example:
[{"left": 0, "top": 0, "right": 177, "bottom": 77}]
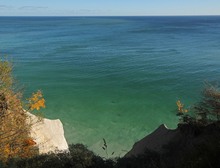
[
  {"left": 26, "top": 112, "right": 69, "bottom": 154},
  {"left": 125, "top": 124, "right": 179, "bottom": 157}
]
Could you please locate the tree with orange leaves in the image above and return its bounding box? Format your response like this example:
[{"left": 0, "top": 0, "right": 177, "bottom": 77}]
[
  {"left": 0, "top": 58, "right": 45, "bottom": 162},
  {"left": 28, "top": 90, "right": 46, "bottom": 111}
]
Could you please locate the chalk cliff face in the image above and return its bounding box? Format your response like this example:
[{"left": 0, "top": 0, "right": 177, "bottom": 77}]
[
  {"left": 125, "top": 124, "right": 179, "bottom": 157},
  {"left": 124, "top": 122, "right": 220, "bottom": 168},
  {"left": 26, "top": 112, "right": 69, "bottom": 154}
]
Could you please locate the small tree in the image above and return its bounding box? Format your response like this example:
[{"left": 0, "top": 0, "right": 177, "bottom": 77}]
[
  {"left": 194, "top": 84, "right": 220, "bottom": 122},
  {"left": 176, "top": 84, "right": 220, "bottom": 126},
  {"left": 176, "top": 100, "right": 192, "bottom": 124},
  {"left": 0, "top": 58, "right": 45, "bottom": 162}
]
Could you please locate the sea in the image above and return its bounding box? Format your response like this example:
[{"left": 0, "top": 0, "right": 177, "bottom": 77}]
[{"left": 0, "top": 16, "right": 220, "bottom": 156}]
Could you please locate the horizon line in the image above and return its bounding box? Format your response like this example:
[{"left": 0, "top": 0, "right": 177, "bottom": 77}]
[{"left": 0, "top": 14, "right": 220, "bottom": 17}]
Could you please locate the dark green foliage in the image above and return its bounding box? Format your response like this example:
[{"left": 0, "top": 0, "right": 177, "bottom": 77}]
[
  {"left": 2, "top": 125, "right": 220, "bottom": 168},
  {"left": 4, "top": 144, "right": 115, "bottom": 168},
  {"left": 69, "top": 144, "right": 95, "bottom": 168},
  {"left": 194, "top": 84, "right": 220, "bottom": 123},
  {"left": 177, "top": 84, "right": 220, "bottom": 126},
  {"left": 162, "top": 122, "right": 220, "bottom": 168},
  {"left": 179, "top": 123, "right": 220, "bottom": 168}
]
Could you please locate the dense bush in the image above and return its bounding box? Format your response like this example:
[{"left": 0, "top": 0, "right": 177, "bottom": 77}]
[
  {"left": 162, "top": 121, "right": 220, "bottom": 168},
  {"left": 177, "top": 84, "right": 220, "bottom": 125},
  {"left": 0, "top": 58, "right": 45, "bottom": 163},
  {"left": 0, "top": 59, "right": 37, "bottom": 162},
  {"left": 5, "top": 144, "right": 115, "bottom": 168}
]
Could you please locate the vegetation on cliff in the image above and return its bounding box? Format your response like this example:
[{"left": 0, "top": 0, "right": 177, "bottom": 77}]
[
  {"left": 177, "top": 84, "right": 220, "bottom": 125},
  {"left": 0, "top": 58, "right": 45, "bottom": 163}
]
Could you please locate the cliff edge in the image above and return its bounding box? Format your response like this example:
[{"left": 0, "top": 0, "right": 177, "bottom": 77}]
[
  {"left": 27, "top": 112, "right": 69, "bottom": 154},
  {"left": 123, "top": 122, "right": 220, "bottom": 168},
  {"left": 125, "top": 124, "right": 178, "bottom": 157}
]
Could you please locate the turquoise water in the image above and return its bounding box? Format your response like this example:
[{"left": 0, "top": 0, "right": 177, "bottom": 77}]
[{"left": 0, "top": 16, "right": 220, "bottom": 156}]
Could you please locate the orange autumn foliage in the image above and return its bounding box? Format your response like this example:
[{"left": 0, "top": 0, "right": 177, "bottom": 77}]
[
  {"left": 0, "top": 90, "right": 38, "bottom": 162},
  {"left": 24, "top": 138, "right": 37, "bottom": 146},
  {"left": 0, "top": 59, "right": 40, "bottom": 162},
  {"left": 176, "top": 100, "right": 188, "bottom": 113},
  {"left": 28, "top": 90, "right": 46, "bottom": 111}
]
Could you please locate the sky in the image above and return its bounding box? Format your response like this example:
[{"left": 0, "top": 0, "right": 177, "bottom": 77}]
[{"left": 0, "top": 0, "right": 220, "bottom": 16}]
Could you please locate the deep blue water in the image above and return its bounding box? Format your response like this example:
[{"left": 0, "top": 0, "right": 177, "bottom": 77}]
[{"left": 0, "top": 16, "right": 220, "bottom": 156}]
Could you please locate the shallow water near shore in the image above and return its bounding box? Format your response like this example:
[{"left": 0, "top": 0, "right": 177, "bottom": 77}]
[{"left": 1, "top": 16, "right": 220, "bottom": 156}]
